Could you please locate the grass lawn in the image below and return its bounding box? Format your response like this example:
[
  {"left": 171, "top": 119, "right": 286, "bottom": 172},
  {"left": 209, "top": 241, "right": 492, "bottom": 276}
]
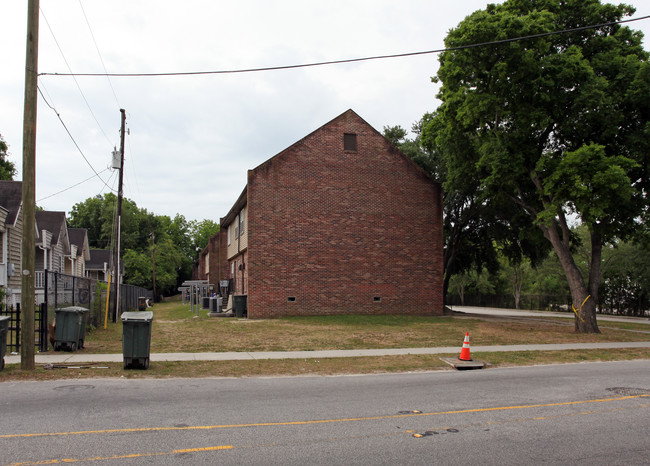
[
  {"left": 1, "top": 299, "right": 648, "bottom": 381},
  {"left": 81, "top": 300, "right": 650, "bottom": 354}
]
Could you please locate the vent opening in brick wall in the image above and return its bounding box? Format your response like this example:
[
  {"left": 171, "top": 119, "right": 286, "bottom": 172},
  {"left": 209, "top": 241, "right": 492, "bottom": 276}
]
[
  {"left": 343, "top": 133, "right": 357, "bottom": 152},
  {"left": 202, "top": 109, "right": 443, "bottom": 318}
]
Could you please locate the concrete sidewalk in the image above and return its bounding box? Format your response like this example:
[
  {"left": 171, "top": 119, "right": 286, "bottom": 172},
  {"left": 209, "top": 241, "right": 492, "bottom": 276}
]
[{"left": 4, "top": 341, "right": 650, "bottom": 365}]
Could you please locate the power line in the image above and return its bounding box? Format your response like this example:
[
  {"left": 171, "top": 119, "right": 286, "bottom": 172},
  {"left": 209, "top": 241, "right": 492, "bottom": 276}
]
[
  {"left": 39, "top": 6, "right": 114, "bottom": 144},
  {"left": 38, "top": 15, "right": 650, "bottom": 78},
  {"left": 77, "top": 0, "right": 121, "bottom": 108},
  {"left": 37, "top": 167, "right": 111, "bottom": 202},
  {"left": 37, "top": 85, "right": 116, "bottom": 193}
]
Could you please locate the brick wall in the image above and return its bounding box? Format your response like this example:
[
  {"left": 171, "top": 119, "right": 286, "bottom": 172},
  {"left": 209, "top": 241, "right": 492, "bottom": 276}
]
[
  {"left": 196, "top": 231, "right": 224, "bottom": 291},
  {"left": 246, "top": 109, "right": 443, "bottom": 318}
]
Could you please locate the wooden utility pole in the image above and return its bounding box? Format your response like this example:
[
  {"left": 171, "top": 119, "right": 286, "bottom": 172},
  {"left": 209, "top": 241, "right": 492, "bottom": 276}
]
[
  {"left": 111, "top": 109, "right": 126, "bottom": 322},
  {"left": 151, "top": 232, "right": 156, "bottom": 303},
  {"left": 20, "top": 0, "right": 39, "bottom": 371}
]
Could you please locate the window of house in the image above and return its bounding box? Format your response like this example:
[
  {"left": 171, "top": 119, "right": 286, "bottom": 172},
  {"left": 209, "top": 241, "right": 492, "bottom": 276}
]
[
  {"left": 227, "top": 225, "right": 231, "bottom": 245},
  {"left": 235, "top": 214, "right": 240, "bottom": 239},
  {"left": 344, "top": 133, "right": 357, "bottom": 152},
  {"left": 239, "top": 208, "right": 245, "bottom": 235}
]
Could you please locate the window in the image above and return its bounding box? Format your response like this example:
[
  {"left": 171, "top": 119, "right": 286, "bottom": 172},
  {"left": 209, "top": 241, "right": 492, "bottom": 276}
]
[
  {"left": 239, "top": 208, "right": 245, "bottom": 235},
  {"left": 343, "top": 133, "right": 357, "bottom": 151},
  {"left": 235, "top": 214, "right": 240, "bottom": 238},
  {"left": 227, "top": 225, "right": 231, "bottom": 245}
]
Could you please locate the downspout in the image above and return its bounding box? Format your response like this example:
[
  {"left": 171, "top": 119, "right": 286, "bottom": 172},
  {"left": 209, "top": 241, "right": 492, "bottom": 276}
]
[{"left": 237, "top": 213, "right": 241, "bottom": 294}]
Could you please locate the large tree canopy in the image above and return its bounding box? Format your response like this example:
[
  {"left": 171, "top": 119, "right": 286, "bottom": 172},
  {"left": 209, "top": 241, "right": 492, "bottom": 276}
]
[
  {"left": 0, "top": 133, "right": 17, "bottom": 180},
  {"left": 428, "top": 0, "right": 649, "bottom": 332},
  {"left": 68, "top": 194, "right": 219, "bottom": 297}
]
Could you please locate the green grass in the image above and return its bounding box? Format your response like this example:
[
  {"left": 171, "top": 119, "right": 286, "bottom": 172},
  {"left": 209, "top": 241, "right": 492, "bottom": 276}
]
[
  {"left": 1, "top": 300, "right": 648, "bottom": 381},
  {"left": 75, "top": 301, "right": 650, "bottom": 355}
]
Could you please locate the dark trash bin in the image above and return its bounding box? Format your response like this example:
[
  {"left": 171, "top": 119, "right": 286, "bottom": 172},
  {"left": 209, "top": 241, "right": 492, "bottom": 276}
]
[
  {"left": 233, "top": 295, "right": 247, "bottom": 318},
  {"left": 202, "top": 297, "right": 210, "bottom": 310},
  {"left": 53, "top": 306, "right": 89, "bottom": 351},
  {"left": 122, "top": 311, "right": 153, "bottom": 369},
  {"left": 0, "top": 315, "right": 9, "bottom": 371}
]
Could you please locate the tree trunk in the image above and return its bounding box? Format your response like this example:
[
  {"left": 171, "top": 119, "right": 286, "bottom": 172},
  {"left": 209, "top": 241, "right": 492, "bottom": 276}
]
[{"left": 541, "top": 221, "right": 600, "bottom": 333}]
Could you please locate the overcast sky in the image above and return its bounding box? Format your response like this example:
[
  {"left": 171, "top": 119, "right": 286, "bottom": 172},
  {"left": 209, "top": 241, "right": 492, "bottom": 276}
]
[{"left": 1, "top": 1, "right": 649, "bottom": 224}]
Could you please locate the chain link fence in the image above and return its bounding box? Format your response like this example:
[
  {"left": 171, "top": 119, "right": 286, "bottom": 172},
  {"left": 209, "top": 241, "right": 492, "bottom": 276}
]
[{"left": 1, "top": 271, "right": 152, "bottom": 353}]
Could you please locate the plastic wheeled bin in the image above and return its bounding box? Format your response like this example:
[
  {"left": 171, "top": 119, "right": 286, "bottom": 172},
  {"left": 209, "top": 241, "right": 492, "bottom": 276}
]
[
  {"left": 233, "top": 295, "right": 247, "bottom": 318},
  {"left": 0, "top": 315, "right": 9, "bottom": 371},
  {"left": 53, "top": 306, "right": 89, "bottom": 351},
  {"left": 122, "top": 311, "right": 153, "bottom": 369}
]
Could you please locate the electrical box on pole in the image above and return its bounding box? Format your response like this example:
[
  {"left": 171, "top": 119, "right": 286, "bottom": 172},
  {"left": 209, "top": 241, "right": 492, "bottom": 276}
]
[{"left": 111, "top": 146, "right": 122, "bottom": 170}]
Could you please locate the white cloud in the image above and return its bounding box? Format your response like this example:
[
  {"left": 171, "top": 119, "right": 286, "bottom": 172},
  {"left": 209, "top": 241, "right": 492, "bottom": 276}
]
[{"left": 1, "top": 0, "right": 648, "bottom": 224}]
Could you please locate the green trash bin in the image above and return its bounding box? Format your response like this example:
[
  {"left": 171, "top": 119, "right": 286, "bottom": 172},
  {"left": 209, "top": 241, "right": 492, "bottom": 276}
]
[
  {"left": 233, "top": 295, "right": 247, "bottom": 318},
  {"left": 0, "top": 315, "right": 9, "bottom": 371},
  {"left": 122, "top": 311, "right": 153, "bottom": 370},
  {"left": 53, "top": 306, "right": 89, "bottom": 351}
]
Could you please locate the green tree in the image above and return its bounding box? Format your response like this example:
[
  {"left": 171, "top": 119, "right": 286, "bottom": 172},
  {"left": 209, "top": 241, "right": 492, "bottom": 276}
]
[
  {"left": 69, "top": 195, "right": 218, "bottom": 296},
  {"left": 417, "top": 110, "right": 549, "bottom": 301},
  {"left": 190, "top": 219, "right": 220, "bottom": 253},
  {"left": 0, "top": 134, "right": 17, "bottom": 180},
  {"left": 433, "top": 0, "right": 649, "bottom": 332},
  {"left": 600, "top": 240, "right": 650, "bottom": 316},
  {"left": 123, "top": 237, "right": 184, "bottom": 296}
]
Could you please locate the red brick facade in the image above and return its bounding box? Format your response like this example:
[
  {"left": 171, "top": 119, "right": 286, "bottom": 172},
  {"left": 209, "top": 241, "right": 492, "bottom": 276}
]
[{"left": 234, "top": 109, "right": 444, "bottom": 318}]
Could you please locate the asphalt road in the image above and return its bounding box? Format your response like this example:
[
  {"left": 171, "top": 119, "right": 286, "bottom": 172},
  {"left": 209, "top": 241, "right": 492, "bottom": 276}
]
[{"left": 1, "top": 360, "right": 649, "bottom": 465}]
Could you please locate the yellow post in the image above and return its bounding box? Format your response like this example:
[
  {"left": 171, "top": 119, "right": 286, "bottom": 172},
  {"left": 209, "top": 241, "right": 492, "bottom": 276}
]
[{"left": 104, "top": 274, "right": 112, "bottom": 329}]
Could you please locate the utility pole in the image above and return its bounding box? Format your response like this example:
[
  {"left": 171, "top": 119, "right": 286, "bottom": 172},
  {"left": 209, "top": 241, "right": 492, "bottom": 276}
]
[
  {"left": 20, "top": 0, "right": 39, "bottom": 371},
  {"left": 151, "top": 232, "right": 156, "bottom": 303},
  {"left": 111, "top": 109, "right": 126, "bottom": 322}
]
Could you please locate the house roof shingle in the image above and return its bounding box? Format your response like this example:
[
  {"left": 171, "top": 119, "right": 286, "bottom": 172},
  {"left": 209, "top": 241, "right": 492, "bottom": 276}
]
[
  {"left": 35, "top": 211, "right": 67, "bottom": 244},
  {"left": 87, "top": 249, "right": 112, "bottom": 270},
  {"left": 0, "top": 180, "right": 23, "bottom": 225}
]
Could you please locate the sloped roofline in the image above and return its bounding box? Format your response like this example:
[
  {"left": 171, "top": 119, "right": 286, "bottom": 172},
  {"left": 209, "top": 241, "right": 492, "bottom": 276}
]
[
  {"left": 251, "top": 109, "right": 439, "bottom": 185},
  {"left": 219, "top": 109, "right": 441, "bottom": 226}
]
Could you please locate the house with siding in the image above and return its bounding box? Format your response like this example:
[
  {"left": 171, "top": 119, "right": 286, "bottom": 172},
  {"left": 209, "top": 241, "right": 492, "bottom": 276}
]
[
  {"left": 0, "top": 181, "right": 24, "bottom": 308},
  {"left": 86, "top": 249, "right": 112, "bottom": 282},
  {"left": 68, "top": 228, "right": 90, "bottom": 277},
  {"left": 35, "top": 211, "right": 71, "bottom": 281},
  {"left": 200, "top": 110, "right": 443, "bottom": 318}
]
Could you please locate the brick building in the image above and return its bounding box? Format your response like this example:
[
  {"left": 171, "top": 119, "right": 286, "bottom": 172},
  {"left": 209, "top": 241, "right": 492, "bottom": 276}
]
[{"left": 199, "top": 109, "right": 443, "bottom": 318}]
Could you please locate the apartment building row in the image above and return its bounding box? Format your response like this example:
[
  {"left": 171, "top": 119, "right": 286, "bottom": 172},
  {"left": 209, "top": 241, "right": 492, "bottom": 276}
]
[
  {"left": 0, "top": 181, "right": 113, "bottom": 307},
  {"left": 196, "top": 110, "right": 444, "bottom": 318}
]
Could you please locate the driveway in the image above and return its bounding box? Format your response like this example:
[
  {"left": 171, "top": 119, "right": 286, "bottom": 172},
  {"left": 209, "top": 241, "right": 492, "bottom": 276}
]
[{"left": 450, "top": 305, "right": 650, "bottom": 324}]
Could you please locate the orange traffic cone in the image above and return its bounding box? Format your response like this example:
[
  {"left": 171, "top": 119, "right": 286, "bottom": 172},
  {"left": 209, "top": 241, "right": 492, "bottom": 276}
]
[{"left": 458, "top": 332, "right": 472, "bottom": 361}]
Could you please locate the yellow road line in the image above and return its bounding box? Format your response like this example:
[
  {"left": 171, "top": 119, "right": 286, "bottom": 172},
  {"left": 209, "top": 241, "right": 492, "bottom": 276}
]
[{"left": 2, "top": 394, "right": 647, "bottom": 440}]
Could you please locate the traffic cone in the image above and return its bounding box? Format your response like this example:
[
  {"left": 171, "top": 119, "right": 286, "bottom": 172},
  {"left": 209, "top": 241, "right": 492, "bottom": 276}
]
[{"left": 458, "top": 332, "right": 472, "bottom": 361}]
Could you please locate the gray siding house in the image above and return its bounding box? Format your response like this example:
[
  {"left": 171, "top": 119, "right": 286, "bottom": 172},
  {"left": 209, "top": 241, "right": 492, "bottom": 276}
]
[{"left": 0, "top": 181, "right": 24, "bottom": 308}]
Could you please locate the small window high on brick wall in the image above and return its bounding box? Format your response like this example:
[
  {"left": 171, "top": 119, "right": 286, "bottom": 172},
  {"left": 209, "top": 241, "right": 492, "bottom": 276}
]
[{"left": 343, "top": 133, "right": 357, "bottom": 152}]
